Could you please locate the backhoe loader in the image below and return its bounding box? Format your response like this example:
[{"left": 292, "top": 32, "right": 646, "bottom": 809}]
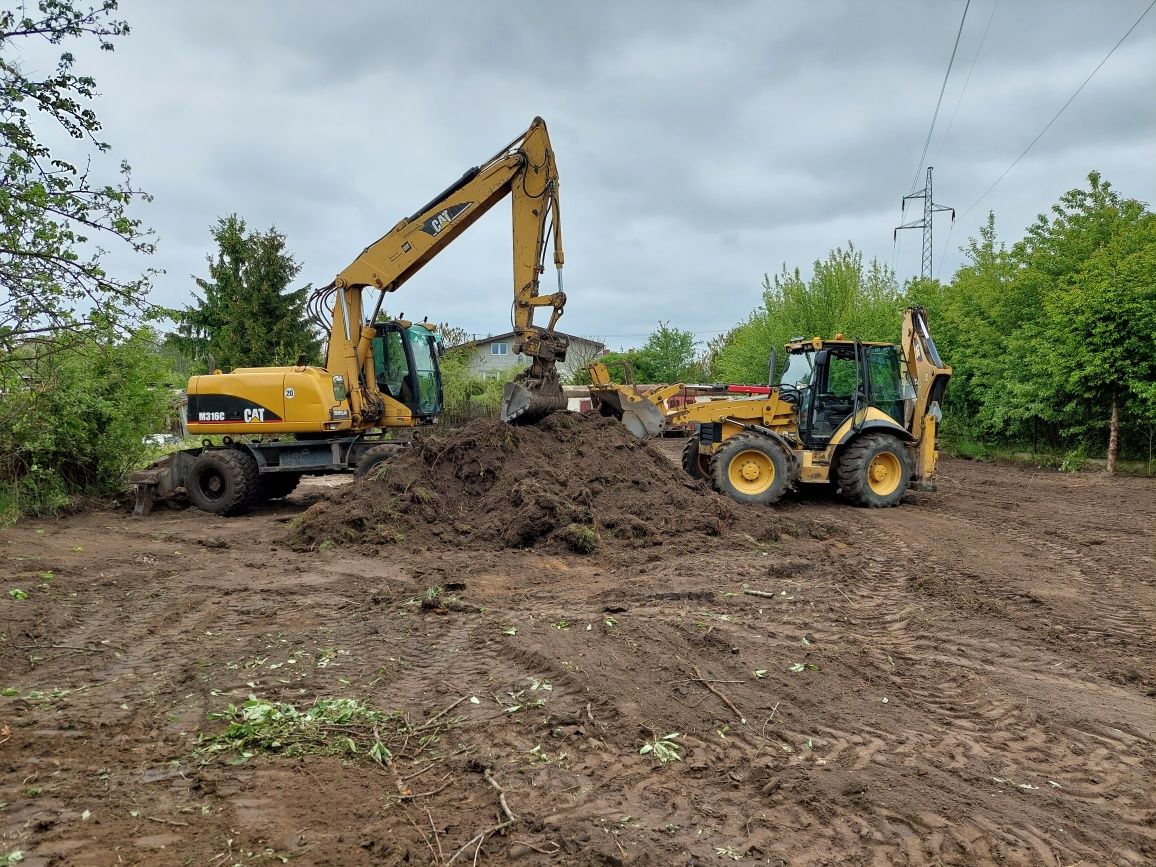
[
  {"left": 132, "top": 117, "right": 570, "bottom": 516},
  {"left": 589, "top": 307, "right": 951, "bottom": 507}
]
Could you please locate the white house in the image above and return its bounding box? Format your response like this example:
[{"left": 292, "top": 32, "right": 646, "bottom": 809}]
[{"left": 453, "top": 331, "right": 606, "bottom": 381}]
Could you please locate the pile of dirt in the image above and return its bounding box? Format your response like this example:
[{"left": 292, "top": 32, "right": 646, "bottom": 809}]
[{"left": 289, "top": 412, "right": 770, "bottom": 553}]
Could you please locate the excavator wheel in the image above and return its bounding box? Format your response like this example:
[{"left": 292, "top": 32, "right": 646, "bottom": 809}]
[
  {"left": 356, "top": 444, "right": 401, "bottom": 479},
  {"left": 258, "top": 472, "right": 302, "bottom": 501},
  {"left": 836, "top": 433, "right": 911, "bottom": 507},
  {"left": 710, "top": 433, "right": 789, "bottom": 505},
  {"left": 186, "top": 449, "right": 260, "bottom": 516},
  {"left": 680, "top": 436, "right": 714, "bottom": 484}
]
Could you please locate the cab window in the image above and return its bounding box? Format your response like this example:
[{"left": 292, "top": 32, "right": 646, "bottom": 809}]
[{"left": 373, "top": 330, "right": 410, "bottom": 401}]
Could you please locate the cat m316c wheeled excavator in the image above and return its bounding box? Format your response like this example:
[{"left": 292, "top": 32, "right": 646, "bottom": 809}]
[
  {"left": 132, "top": 117, "right": 570, "bottom": 516},
  {"left": 589, "top": 307, "right": 951, "bottom": 507}
]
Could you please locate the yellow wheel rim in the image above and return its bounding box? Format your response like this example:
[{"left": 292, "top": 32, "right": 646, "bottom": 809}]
[
  {"left": 867, "top": 452, "right": 902, "bottom": 496},
  {"left": 727, "top": 449, "right": 775, "bottom": 495}
]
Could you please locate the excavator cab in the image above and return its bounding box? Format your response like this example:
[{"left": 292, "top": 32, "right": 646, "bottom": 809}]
[{"left": 370, "top": 321, "right": 443, "bottom": 421}]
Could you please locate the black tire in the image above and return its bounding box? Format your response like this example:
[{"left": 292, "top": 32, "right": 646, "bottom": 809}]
[
  {"left": 186, "top": 449, "right": 259, "bottom": 516},
  {"left": 710, "top": 433, "right": 790, "bottom": 505},
  {"left": 836, "top": 433, "right": 911, "bottom": 507},
  {"left": 681, "top": 436, "right": 714, "bottom": 483},
  {"left": 258, "top": 472, "right": 302, "bottom": 501},
  {"left": 355, "top": 444, "right": 400, "bottom": 479}
]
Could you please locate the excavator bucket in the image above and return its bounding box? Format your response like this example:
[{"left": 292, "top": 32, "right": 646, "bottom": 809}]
[
  {"left": 588, "top": 386, "right": 666, "bottom": 439},
  {"left": 501, "top": 375, "right": 567, "bottom": 425}
]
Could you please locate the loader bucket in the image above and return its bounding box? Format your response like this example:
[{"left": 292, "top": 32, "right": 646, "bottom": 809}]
[
  {"left": 501, "top": 376, "right": 567, "bottom": 425},
  {"left": 588, "top": 387, "right": 666, "bottom": 439}
]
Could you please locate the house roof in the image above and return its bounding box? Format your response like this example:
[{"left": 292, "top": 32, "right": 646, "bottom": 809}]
[{"left": 452, "top": 331, "right": 606, "bottom": 352}]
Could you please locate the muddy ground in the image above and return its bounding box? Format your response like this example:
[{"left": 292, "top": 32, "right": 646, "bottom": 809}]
[{"left": 1, "top": 448, "right": 1154, "bottom": 866}]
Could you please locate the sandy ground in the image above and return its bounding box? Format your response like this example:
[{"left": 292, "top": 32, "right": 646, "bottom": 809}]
[{"left": 1, "top": 453, "right": 1153, "bottom": 866}]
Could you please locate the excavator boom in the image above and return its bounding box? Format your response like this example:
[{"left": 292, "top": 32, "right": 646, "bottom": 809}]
[{"left": 325, "top": 116, "right": 568, "bottom": 426}]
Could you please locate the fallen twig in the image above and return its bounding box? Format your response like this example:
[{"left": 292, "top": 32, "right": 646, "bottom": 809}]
[
  {"left": 423, "top": 695, "right": 469, "bottom": 728},
  {"left": 427, "top": 808, "right": 444, "bottom": 862},
  {"left": 401, "top": 760, "right": 441, "bottom": 782},
  {"left": 742, "top": 589, "right": 777, "bottom": 599},
  {"left": 692, "top": 664, "right": 746, "bottom": 724},
  {"left": 446, "top": 769, "right": 518, "bottom": 864},
  {"left": 406, "top": 774, "right": 454, "bottom": 800},
  {"left": 146, "top": 815, "right": 189, "bottom": 827},
  {"left": 761, "top": 701, "right": 781, "bottom": 737},
  {"left": 402, "top": 807, "right": 439, "bottom": 864},
  {"left": 512, "top": 840, "right": 560, "bottom": 855}
]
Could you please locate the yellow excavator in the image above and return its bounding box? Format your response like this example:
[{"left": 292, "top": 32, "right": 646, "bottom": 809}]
[
  {"left": 132, "top": 117, "right": 569, "bottom": 515},
  {"left": 588, "top": 307, "right": 951, "bottom": 507}
]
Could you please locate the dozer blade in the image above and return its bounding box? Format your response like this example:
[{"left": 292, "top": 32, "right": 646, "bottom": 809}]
[
  {"left": 501, "top": 375, "right": 567, "bottom": 424},
  {"left": 588, "top": 386, "right": 666, "bottom": 439}
]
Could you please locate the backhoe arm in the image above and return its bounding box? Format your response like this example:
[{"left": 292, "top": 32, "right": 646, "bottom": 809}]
[{"left": 323, "top": 117, "right": 568, "bottom": 425}]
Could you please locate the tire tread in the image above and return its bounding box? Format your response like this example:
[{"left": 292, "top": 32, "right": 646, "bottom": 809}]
[{"left": 836, "top": 433, "right": 909, "bottom": 508}]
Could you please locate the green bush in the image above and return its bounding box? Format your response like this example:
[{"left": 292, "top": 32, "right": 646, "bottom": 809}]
[
  {"left": 1060, "top": 444, "right": 1089, "bottom": 474},
  {"left": 0, "top": 329, "right": 176, "bottom": 521},
  {"left": 438, "top": 349, "right": 517, "bottom": 421}
]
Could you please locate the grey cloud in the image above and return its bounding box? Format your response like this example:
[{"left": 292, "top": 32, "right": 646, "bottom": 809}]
[{"left": 70, "top": 0, "right": 1156, "bottom": 345}]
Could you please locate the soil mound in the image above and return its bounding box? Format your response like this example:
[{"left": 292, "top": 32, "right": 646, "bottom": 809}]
[{"left": 289, "top": 412, "right": 753, "bottom": 552}]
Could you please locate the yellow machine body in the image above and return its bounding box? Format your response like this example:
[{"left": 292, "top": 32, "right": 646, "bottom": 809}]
[
  {"left": 590, "top": 307, "right": 952, "bottom": 508},
  {"left": 186, "top": 366, "right": 355, "bottom": 437}
]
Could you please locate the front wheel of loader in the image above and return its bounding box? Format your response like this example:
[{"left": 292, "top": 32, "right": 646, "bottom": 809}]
[
  {"left": 187, "top": 450, "right": 259, "bottom": 516},
  {"left": 711, "top": 433, "right": 789, "bottom": 505},
  {"left": 836, "top": 433, "right": 910, "bottom": 507},
  {"left": 681, "top": 436, "right": 714, "bottom": 484}
]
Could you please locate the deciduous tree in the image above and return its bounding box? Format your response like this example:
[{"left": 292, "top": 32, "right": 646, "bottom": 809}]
[
  {"left": 713, "top": 245, "right": 903, "bottom": 384},
  {"left": 0, "top": 1, "right": 154, "bottom": 357}
]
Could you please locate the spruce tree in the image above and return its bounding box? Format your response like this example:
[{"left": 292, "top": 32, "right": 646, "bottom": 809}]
[{"left": 178, "top": 216, "right": 321, "bottom": 371}]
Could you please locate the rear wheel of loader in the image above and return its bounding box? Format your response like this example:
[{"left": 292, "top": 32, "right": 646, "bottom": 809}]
[
  {"left": 258, "top": 473, "right": 301, "bottom": 501},
  {"left": 187, "top": 449, "right": 259, "bottom": 516},
  {"left": 711, "top": 433, "right": 789, "bottom": 505},
  {"left": 837, "top": 433, "right": 910, "bottom": 507},
  {"left": 681, "top": 436, "right": 714, "bottom": 484},
  {"left": 355, "top": 444, "right": 400, "bottom": 479}
]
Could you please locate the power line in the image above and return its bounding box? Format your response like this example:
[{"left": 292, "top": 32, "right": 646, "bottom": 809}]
[
  {"left": 931, "top": 0, "right": 1000, "bottom": 167},
  {"left": 935, "top": 219, "right": 956, "bottom": 279},
  {"left": 931, "top": 0, "right": 999, "bottom": 279},
  {"left": 961, "top": 0, "right": 1156, "bottom": 218},
  {"left": 909, "top": 0, "right": 973, "bottom": 193},
  {"left": 596, "top": 329, "right": 729, "bottom": 339}
]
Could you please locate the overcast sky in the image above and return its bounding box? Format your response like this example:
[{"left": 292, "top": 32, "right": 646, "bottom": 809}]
[{"left": 67, "top": 0, "right": 1156, "bottom": 348}]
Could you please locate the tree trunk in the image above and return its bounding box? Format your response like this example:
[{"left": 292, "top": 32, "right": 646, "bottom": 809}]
[{"left": 1107, "top": 393, "right": 1119, "bottom": 476}]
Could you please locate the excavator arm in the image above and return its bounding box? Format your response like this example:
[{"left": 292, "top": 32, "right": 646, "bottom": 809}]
[{"left": 322, "top": 117, "right": 568, "bottom": 426}]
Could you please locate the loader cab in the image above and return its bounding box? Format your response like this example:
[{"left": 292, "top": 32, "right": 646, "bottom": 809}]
[
  {"left": 371, "top": 321, "right": 444, "bottom": 421},
  {"left": 785, "top": 341, "right": 913, "bottom": 449}
]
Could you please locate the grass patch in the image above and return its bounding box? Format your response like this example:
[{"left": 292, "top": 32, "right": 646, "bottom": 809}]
[
  {"left": 197, "top": 695, "right": 398, "bottom": 766},
  {"left": 560, "top": 523, "right": 601, "bottom": 554}
]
